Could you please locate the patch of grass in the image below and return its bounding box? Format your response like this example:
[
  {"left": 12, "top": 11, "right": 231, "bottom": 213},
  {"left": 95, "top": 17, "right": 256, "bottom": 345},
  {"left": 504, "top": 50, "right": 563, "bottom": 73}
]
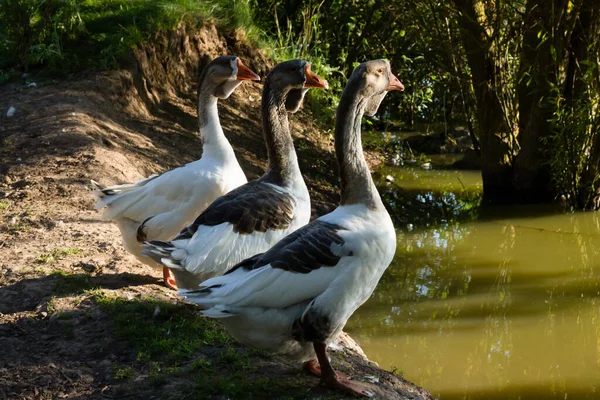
[
  {"left": 88, "top": 292, "right": 349, "bottom": 398},
  {"left": 0, "top": 0, "right": 263, "bottom": 73},
  {"left": 213, "top": 372, "right": 293, "bottom": 399},
  {"left": 6, "top": 221, "right": 26, "bottom": 233},
  {"left": 189, "top": 356, "right": 214, "bottom": 372},
  {"left": 92, "top": 291, "right": 230, "bottom": 366},
  {"left": 263, "top": 4, "right": 342, "bottom": 123},
  {"left": 218, "top": 344, "right": 253, "bottom": 372},
  {"left": 36, "top": 247, "right": 83, "bottom": 264},
  {"left": 50, "top": 271, "right": 96, "bottom": 295},
  {"left": 45, "top": 296, "right": 58, "bottom": 313},
  {"left": 1, "top": 139, "right": 15, "bottom": 154},
  {"left": 0, "top": 201, "right": 9, "bottom": 211},
  {"left": 90, "top": 291, "right": 318, "bottom": 398},
  {"left": 113, "top": 365, "right": 135, "bottom": 380}
]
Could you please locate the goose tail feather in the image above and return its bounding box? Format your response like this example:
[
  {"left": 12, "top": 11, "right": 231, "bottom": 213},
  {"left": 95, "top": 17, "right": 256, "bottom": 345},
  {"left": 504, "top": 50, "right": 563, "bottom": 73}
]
[{"left": 141, "top": 241, "right": 187, "bottom": 271}]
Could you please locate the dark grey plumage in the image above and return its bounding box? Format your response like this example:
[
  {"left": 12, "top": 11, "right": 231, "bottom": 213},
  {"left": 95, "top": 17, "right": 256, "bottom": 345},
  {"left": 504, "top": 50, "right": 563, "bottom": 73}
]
[
  {"left": 225, "top": 220, "right": 347, "bottom": 275},
  {"left": 173, "top": 181, "right": 296, "bottom": 239},
  {"left": 292, "top": 303, "right": 333, "bottom": 342}
]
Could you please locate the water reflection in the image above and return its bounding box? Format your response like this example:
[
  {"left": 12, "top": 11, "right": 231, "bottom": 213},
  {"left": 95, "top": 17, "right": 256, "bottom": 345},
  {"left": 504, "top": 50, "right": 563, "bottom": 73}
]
[
  {"left": 348, "top": 212, "right": 600, "bottom": 399},
  {"left": 375, "top": 165, "right": 482, "bottom": 229}
]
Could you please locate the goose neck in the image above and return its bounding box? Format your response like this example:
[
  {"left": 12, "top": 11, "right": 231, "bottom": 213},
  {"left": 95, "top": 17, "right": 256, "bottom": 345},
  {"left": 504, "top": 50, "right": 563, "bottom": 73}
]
[
  {"left": 261, "top": 80, "right": 300, "bottom": 185},
  {"left": 335, "top": 90, "right": 382, "bottom": 209},
  {"left": 198, "top": 93, "right": 234, "bottom": 159}
]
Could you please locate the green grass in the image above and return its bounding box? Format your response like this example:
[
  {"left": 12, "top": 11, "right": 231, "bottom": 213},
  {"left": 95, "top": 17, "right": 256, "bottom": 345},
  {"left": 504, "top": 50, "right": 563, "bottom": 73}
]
[
  {"left": 0, "top": 0, "right": 264, "bottom": 73},
  {"left": 0, "top": 0, "right": 342, "bottom": 120},
  {"left": 50, "top": 270, "right": 96, "bottom": 295},
  {"left": 262, "top": 6, "right": 342, "bottom": 124},
  {"left": 37, "top": 247, "right": 83, "bottom": 264},
  {"left": 113, "top": 365, "right": 135, "bottom": 380},
  {"left": 0, "top": 0, "right": 343, "bottom": 128},
  {"left": 6, "top": 221, "right": 27, "bottom": 233},
  {"left": 88, "top": 291, "right": 340, "bottom": 398},
  {"left": 1, "top": 139, "right": 14, "bottom": 153},
  {"left": 93, "top": 291, "right": 230, "bottom": 365},
  {"left": 0, "top": 200, "right": 9, "bottom": 211}
]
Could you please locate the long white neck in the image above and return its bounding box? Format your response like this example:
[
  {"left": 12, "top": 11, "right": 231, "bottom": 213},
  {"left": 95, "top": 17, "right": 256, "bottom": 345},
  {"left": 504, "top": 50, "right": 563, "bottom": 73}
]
[{"left": 199, "top": 97, "right": 235, "bottom": 160}]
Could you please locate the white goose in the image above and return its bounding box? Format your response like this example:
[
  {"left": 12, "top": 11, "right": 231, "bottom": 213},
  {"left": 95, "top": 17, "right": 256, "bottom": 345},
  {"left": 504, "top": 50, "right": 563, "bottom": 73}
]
[
  {"left": 92, "top": 56, "right": 260, "bottom": 289},
  {"left": 182, "top": 60, "right": 404, "bottom": 397},
  {"left": 142, "top": 60, "right": 329, "bottom": 290}
]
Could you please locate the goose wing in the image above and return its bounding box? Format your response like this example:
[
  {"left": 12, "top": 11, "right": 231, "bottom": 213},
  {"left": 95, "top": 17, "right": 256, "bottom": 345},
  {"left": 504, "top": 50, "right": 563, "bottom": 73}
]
[
  {"left": 142, "top": 180, "right": 298, "bottom": 275},
  {"left": 93, "top": 162, "right": 225, "bottom": 225},
  {"left": 183, "top": 220, "right": 355, "bottom": 309}
]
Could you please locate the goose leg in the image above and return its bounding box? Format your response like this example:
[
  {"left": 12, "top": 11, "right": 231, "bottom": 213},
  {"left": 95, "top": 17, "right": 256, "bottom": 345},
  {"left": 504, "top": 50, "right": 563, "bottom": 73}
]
[
  {"left": 313, "top": 342, "right": 373, "bottom": 397},
  {"left": 303, "top": 358, "right": 321, "bottom": 376},
  {"left": 163, "top": 267, "right": 178, "bottom": 290}
]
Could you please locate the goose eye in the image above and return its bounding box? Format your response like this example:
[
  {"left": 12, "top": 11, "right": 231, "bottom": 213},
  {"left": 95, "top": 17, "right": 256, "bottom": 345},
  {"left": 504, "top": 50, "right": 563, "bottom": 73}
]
[{"left": 377, "top": 68, "right": 383, "bottom": 74}]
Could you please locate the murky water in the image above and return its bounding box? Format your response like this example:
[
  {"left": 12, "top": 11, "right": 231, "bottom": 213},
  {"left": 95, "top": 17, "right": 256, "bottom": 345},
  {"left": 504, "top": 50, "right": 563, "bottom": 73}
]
[{"left": 347, "top": 164, "right": 600, "bottom": 400}]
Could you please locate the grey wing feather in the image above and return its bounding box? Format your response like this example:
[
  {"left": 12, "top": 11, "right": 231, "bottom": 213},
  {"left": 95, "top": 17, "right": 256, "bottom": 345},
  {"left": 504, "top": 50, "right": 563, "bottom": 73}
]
[
  {"left": 227, "top": 220, "right": 348, "bottom": 275},
  {"left": 174, "top": 181, "right": 296, "bottom": 240}
]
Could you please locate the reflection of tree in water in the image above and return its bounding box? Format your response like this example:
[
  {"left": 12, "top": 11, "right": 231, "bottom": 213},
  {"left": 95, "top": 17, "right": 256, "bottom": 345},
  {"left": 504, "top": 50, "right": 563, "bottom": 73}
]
[{"left": 373, "top": 168, "right": 481, "bottom": 229}]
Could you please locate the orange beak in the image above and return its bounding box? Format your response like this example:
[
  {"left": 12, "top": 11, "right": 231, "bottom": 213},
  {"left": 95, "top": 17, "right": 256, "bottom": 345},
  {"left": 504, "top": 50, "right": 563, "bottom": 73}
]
[
  {"left": 236, "top": 58, "right": 261, "bottom": 81},
  {"left": 303, "top": 64, "right": 329, "bottom": 89},
  {"left": 387, "top": 72, "right": 405, "bottom": 91}
]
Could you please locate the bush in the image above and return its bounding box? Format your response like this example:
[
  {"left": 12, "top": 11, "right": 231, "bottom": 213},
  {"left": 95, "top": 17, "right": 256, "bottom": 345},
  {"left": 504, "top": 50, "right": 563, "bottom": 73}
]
[
  {"left": 0, "top": 0, "right": 84, "bottom": 70},
  {"left": 0, "top": 0, "right": 265, "bottom": 73}
]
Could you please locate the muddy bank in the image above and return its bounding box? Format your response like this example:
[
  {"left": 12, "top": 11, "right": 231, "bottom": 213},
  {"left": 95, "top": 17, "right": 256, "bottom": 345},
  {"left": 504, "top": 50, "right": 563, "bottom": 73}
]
[{"left": 0, "top": 23, "right": 431, "bottom": 399}]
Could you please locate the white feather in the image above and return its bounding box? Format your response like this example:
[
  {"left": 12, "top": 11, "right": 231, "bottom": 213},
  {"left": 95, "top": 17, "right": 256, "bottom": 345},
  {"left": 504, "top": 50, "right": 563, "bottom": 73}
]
[{"left": 92, "top": 100, "right": 247, "bottom": 270}]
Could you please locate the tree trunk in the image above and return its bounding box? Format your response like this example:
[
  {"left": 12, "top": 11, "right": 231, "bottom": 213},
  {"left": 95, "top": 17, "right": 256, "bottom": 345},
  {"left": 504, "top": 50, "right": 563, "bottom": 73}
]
[
  {"left": 453, "top": 0, "right": 514, "bottom": 203},
  {"left": 512, "top": 0, "right": 568, "bottom": 203},
  {"left": 572, "top": 2, "right": 600, "bottom": 209},
  {"left": 459, "top": 81, "right": 480, "bottom": 152}
]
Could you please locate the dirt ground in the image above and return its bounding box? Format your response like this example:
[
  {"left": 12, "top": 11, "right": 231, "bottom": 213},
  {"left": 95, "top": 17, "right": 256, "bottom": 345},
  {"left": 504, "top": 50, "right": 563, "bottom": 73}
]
[{"left": 0, "top": 24, "right": 431, "bottom": 400}]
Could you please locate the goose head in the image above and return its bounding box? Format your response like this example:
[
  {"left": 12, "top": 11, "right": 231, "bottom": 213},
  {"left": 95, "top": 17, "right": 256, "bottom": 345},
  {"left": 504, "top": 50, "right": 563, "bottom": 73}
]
[
  {"left": 266, "top": 59, "right": 328, "bottom": 113},
  {"left": 349, "top": 59, "right": 404, "bottom": 116},
  {"left": 202, "top": 55, "right": 261, "bottom": 99}
]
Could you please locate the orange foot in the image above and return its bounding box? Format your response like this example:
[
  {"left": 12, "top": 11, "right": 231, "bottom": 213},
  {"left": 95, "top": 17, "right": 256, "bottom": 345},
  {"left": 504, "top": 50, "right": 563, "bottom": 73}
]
[
  {"left": 303, "top": 359, "right": 321, "bottom": 377},
  {"left": 163, "top": 267, "right": 177, "bottom": 290},
  {"left": 321, "top": 374, "right": 374, "bottom": 398}
]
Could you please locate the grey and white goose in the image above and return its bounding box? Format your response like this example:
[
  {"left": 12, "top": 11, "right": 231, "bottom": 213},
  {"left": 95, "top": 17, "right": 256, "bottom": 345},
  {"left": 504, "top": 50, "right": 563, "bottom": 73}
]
[
  {"left": 181, "top": 60, "right": 404, "bottom": 397},
  {"left": 142, "top": 59, "right": 328, "bottom": 290},
  {"left": 92, "top": 56, "right": 260, "bottom": 289}
]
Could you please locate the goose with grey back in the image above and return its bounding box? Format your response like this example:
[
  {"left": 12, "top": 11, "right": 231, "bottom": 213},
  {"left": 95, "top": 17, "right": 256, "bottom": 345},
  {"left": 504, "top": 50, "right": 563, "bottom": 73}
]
[
  {"left": 178, "top": 60, "right": 404, "bottom": 397},
  {"left": 91, "top": 56, "right": 260, "bottom": 289},
  {"left": 142, "top": 59, "right": 328, "bottom": 290}
]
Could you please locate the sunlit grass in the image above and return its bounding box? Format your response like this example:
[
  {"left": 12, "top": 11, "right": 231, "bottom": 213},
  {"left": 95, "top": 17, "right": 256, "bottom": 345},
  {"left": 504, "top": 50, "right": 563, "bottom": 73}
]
[
  {"left": 261, "top": 3, "right": 343, "bottom": 123},
  {"left": 88, "top": 290, "right": 311, "bottom": 398},
  {"left": 36, "top": 247, "right": 83, "bottom": 264},
  {"left": 0, "top": 0, "right": 265, "bottom": 72},
  {"left": 93, "top": 291, "right": 230, "bottom": 363}
]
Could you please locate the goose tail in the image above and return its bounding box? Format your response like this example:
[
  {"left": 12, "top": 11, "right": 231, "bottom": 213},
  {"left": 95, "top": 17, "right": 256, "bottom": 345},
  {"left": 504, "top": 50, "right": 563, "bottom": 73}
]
[
  {"left": 141, "top": 240, "right": 187, "bottom": 271},
  {"left": 90, "top": 174, "right": 160, "bottom": 209}
]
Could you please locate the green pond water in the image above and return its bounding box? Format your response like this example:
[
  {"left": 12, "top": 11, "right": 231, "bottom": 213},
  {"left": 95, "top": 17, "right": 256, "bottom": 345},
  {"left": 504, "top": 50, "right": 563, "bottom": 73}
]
[{"left": 346, "top": 164, "right": 600, "bottom": 400}]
